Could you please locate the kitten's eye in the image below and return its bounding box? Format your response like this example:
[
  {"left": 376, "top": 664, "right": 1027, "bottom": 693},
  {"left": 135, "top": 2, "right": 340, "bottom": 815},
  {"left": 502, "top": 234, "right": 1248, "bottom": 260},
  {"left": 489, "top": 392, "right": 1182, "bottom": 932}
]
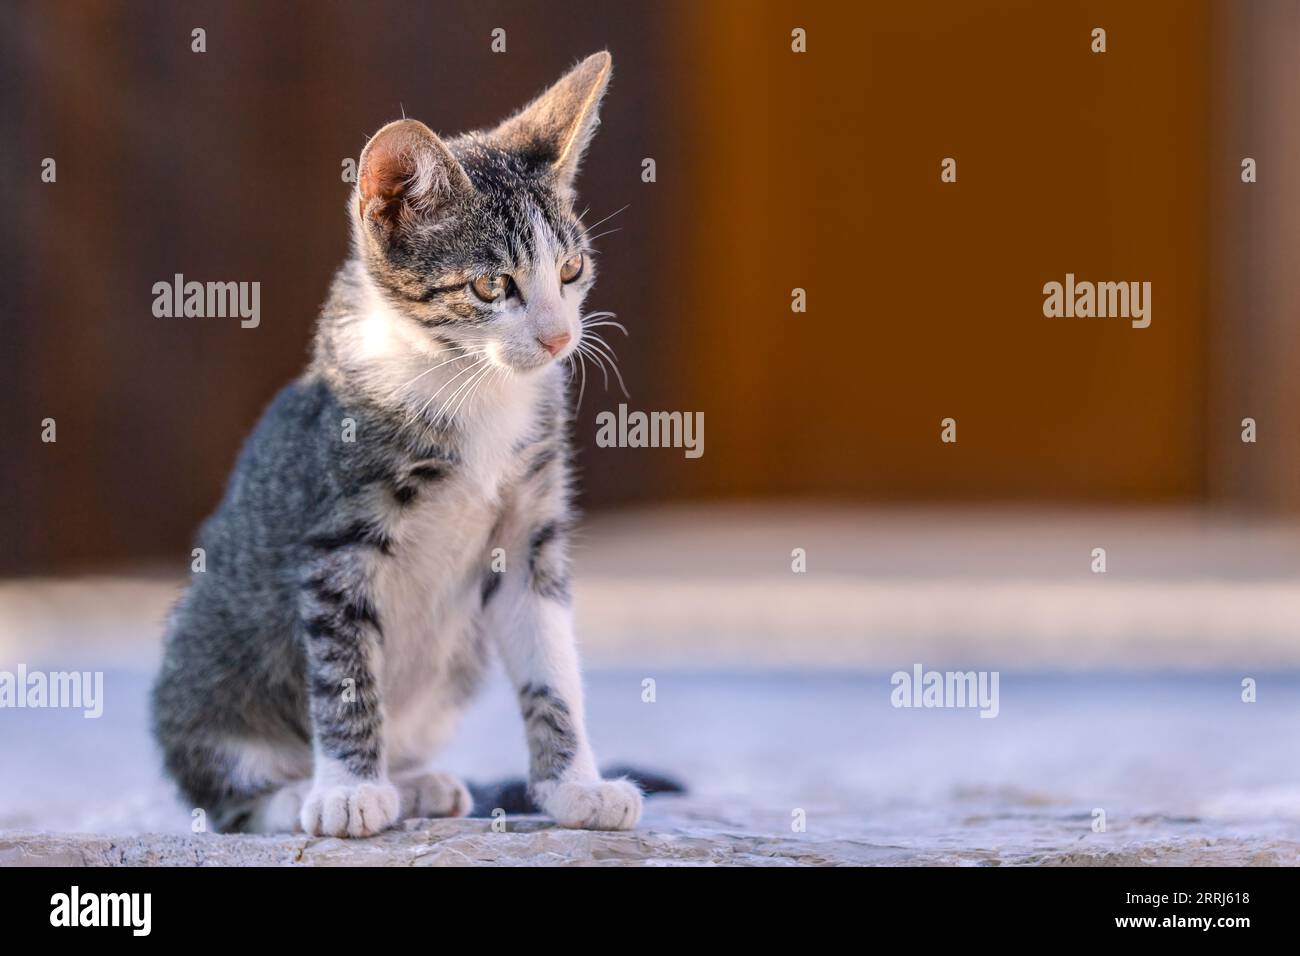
[
  {"left": 471, "top": 274, "right": 510, "bottom": 303},
  {"left": 560, "top": 253, "right": 584, "bottom": 284}
]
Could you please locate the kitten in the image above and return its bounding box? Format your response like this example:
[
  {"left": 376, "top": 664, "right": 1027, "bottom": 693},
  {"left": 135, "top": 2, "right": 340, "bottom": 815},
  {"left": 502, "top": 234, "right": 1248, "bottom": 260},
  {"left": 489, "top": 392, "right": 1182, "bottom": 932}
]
[{"left": 151, "top": 52, "right": 647, "bottom": 837}]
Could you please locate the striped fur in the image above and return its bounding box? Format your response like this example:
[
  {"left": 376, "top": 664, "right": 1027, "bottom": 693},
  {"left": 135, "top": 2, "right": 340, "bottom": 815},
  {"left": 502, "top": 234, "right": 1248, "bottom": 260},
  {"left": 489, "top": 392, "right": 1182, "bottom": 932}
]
[{"left": 151, "top": 53, "right": 642, "bottom": 837}]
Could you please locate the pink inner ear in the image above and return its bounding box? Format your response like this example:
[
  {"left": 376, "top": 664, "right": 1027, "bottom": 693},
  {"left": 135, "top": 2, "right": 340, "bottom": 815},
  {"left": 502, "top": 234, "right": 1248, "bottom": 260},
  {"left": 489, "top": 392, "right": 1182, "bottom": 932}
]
[
  {"left": 361, "top": 148, "right": 411, "bottom": 205},
  {"left": 359, "top": 125, "right": 430, "bottom": 225}
]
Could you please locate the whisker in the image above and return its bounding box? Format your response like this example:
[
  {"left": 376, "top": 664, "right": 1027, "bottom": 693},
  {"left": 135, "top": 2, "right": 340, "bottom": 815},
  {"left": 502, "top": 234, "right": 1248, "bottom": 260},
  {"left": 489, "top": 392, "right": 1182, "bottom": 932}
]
[
  {"left": 388, "top": 347, "right": 487, "bottom": 399},
  {"left": 581, "top": 320, "right": 629, "bottom": 336},
  {"left": 479, "top": 364, "right": 508, "bottom": 415},
  {"left": 410, "top": 356, "right": 488, "bottom": 424},
  {"left": 584, "top": 330, "right": 622, "bottom": 359},
  {"left": 432, "top": 362, "right": 489, "bottom": 424},
  {"left": 459, "top": 363, "right": 500, "bottom": 421},
  {"left": 582, "top": 227, "right": 622, "bottom": 245},
  {"left": 436, "top": 359, "right": 494, "bottom": 424},
  {"left": 581, "top": 310, "right": 629, "bottom": 336},
  {"left": 580, "top": 336, "right": 629, "bottom": 398},
  {"left": 428, "top": 372, "right": 480, "bottom": 426},
  {"left": 575, "top": 203, "right": 629, "bottom": 242},
  {"left": 392, "top": 343, "right": 481, "bottom": 389},
  {"left": 575, "top": 345, "right": 589, "bottom": 410},
  {"left": 445, "top": 360, "right": 496, "bottom": 423},
  {"left": 577, "top": 342, "right": 610, "bottom": 392}
]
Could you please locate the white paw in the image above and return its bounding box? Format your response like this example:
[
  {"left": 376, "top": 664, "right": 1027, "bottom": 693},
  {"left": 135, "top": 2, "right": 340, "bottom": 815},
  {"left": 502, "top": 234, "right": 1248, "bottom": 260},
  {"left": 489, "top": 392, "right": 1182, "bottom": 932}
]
[
  {"left": 542, "top": 778, "right": 643, "bottom": 831},
  {"left": 398, "top": 771, "right": 473, "bottom": 820},
  {"left": 299, "top": 779, "right": 401, "bottom": 838}
]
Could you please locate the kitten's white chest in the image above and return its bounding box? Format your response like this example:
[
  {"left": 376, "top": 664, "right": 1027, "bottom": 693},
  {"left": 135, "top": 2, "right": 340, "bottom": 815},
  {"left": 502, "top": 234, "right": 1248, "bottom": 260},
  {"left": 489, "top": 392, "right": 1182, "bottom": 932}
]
[{"left": 373, "top": 374, "right": 542, "bottom": 769}]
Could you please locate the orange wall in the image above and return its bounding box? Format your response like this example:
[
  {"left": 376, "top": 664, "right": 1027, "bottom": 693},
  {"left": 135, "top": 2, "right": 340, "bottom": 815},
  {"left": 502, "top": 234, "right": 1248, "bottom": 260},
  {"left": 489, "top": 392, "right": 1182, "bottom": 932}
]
[{"left": 669, "top": 0, "right": 1212, "bottom": 503}]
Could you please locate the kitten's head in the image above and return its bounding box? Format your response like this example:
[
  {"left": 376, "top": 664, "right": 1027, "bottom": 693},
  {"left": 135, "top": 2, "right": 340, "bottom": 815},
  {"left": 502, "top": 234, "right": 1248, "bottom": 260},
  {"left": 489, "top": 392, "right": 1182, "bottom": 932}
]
[{"left": 351, "top": 52, "right": 612, "bottom": 373}]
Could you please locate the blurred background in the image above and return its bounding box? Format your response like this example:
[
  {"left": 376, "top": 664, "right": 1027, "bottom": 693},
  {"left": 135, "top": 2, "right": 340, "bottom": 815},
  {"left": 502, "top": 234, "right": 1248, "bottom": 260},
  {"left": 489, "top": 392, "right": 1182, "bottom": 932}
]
[
  {"left": 4, "top": 0, "right": 1300, "bottom": 575},
  {"left": 1, "top": 1, "right": 1299, "bottom": 859}
]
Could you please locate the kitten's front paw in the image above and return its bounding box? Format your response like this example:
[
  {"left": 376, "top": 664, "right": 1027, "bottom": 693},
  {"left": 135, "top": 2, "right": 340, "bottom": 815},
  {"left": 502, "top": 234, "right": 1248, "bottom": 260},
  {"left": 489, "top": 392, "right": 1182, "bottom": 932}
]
[
  {"left": 541, "top": 778, "right": 643, "bottom": 830},
  {"left": 398, "top": 771, "right": 473, "bottom": 820},
  {"left": 300, "top": 780, "right": 400, "bottom": 838}
]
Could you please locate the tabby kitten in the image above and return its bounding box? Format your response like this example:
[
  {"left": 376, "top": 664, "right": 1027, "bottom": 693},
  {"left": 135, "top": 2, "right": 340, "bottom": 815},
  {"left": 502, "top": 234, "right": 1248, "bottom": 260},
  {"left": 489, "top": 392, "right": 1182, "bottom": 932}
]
[{"left": 151, "top": 52, "right": 644, "bottom": 836}]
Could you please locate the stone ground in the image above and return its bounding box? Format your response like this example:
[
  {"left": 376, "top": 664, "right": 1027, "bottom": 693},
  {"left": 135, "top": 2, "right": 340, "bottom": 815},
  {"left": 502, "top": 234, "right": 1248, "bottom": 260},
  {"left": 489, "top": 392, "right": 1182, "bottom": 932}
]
[
  {"left": 3, "top": 668, "right": 1300, "bottom": 866},
  {"left": 5, "top": 813, "right": 1299, "bottom": 867},
  {"left": 4, "top": 507, "right": 1300, "bottom": 866}
]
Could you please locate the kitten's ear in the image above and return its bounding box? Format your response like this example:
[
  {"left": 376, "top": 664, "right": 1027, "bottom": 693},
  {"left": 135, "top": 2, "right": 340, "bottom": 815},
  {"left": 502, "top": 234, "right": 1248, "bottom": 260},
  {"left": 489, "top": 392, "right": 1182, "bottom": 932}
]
[
  {"left": 356, "top": 119, "right": 472, "bottom": 238},
  {"left": 493, "top": 51, "right": 612, "bottom": 195}
]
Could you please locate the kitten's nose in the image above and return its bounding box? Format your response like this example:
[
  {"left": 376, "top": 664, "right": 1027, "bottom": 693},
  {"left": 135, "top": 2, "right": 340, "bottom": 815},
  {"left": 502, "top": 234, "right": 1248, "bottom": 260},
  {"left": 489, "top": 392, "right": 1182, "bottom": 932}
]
[{"left": 538, "top": 332, "right": 571, "bottom": 356}]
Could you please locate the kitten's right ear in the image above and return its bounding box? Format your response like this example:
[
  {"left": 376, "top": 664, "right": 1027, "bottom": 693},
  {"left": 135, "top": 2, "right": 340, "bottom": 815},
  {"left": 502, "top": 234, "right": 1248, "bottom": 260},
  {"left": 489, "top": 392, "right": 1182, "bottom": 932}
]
[{"left": 356, "top": 119, "right": 472, "bottom": 239}]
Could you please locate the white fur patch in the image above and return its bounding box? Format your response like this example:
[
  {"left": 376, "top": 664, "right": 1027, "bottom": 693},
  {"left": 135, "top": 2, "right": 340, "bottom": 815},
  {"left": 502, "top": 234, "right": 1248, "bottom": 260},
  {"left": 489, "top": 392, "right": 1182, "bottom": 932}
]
[
  {"left": 343, "top": 275, "right": 554, "bottom": 773},
  {"left": 539, "top": 778, "right": 643, "bottom": 830},
  {"left": 300, "top": 779, "right": 401, "bottom": 837}
]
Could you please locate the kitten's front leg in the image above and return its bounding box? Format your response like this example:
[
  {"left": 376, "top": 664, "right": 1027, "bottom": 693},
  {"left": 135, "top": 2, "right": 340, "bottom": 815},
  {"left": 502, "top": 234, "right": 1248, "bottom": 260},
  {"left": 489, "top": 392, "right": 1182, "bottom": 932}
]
[
  {"left": 485, "top": 521, "right": 642, "bottom": 831},
  {"left": 297, "top": 548, "right": 400, "bottom": 837}
]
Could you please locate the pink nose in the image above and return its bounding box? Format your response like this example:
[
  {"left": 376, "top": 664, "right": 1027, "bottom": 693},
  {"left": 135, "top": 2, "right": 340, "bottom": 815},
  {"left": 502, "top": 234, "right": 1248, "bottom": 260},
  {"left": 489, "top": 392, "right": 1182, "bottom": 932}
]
[{"left": 538, "top": 332, "right": 571, "bottom": 356}]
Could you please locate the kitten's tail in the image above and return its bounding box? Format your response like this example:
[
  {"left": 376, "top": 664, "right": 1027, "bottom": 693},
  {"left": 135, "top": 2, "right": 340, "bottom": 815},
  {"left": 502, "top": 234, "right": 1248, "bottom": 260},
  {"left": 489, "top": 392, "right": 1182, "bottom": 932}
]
[{"left": 467, "top": 765, "right": 685, "bottom": 816}]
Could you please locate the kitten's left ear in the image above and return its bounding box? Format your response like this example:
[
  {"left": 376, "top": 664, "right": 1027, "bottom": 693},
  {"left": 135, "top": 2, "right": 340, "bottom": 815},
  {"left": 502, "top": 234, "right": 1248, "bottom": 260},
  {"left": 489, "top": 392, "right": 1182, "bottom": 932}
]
[{"left": 493, "top": 51, "right": 612, "bottom": 195}]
